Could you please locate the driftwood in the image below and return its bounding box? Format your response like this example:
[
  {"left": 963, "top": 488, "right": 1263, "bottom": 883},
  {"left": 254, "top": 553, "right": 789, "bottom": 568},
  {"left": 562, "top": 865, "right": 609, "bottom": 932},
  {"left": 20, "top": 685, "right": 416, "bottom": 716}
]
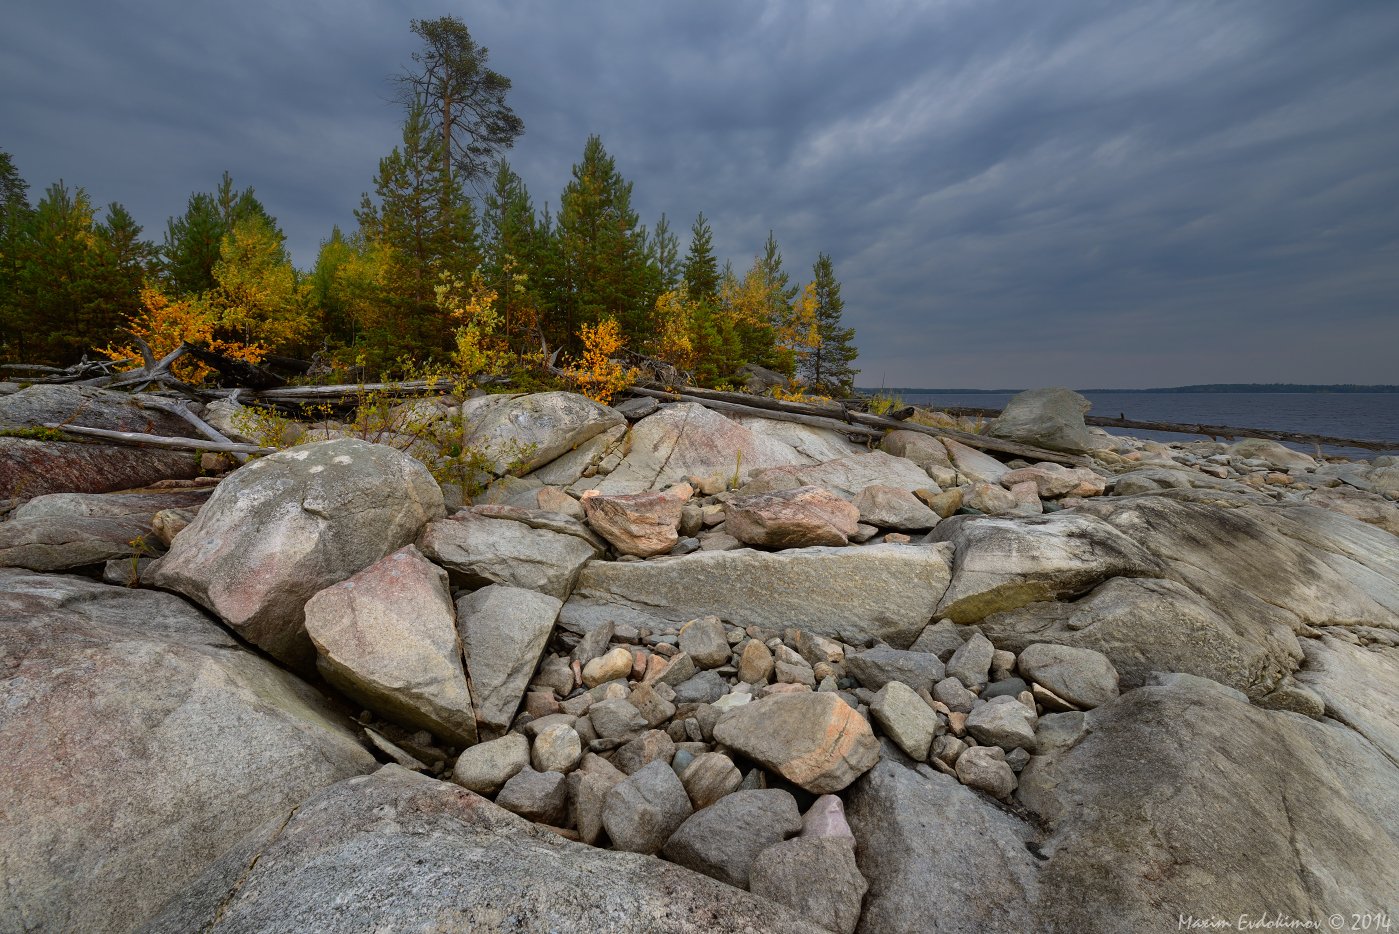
[
  {"left": 133, "top": 396, "right": 250, "bottom": 464},
  {"left": 1, "top": 358, "right": 135, "bottom": 384},
  {"left": 627, "top": 385, "right": 1097, "bottom": 468},
  {"left": 918, "top": 405, "right": 1397, "bottom": 453},
  {"left": 41, "top": 423, "right": 275, "bottom": 456}
]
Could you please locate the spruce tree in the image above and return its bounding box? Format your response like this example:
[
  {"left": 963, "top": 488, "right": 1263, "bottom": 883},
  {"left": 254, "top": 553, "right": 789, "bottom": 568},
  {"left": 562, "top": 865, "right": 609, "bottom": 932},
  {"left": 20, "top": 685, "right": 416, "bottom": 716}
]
[
  {"left": 801, "top": 252, "right": 858, "bottom": 395},
  {"left": 481, "top": 161, "right": 539, "bottom": 350},
  {"left": 650, "top": 213, "right": 680, "bottom": 293},
  {"left": 555, "top": 135, "right": 651, "bottom": 348},
  {"left": 681, "top": 212, "right": 719, "bottom": 304},
  {"left": 0, "top": 151, "right": 32, "bottom": 361},
  {"left": 162, "top": 172, "right": 271, "bottom": 296}
]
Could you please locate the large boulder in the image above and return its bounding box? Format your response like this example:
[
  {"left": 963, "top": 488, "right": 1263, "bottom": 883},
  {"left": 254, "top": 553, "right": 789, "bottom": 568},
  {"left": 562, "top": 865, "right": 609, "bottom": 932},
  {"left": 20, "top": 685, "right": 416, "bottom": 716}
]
[
  {"left": 142, "top": 765, "right": 823, "bottom": 934},
  {"left": 988, "top": 387, "right": 1104, "bottom": 454},
  {"left": 712, "top": 692, "right": 880, "bottom": 794},
  {"left": 725, "top": 485, "right": 862, "bottom": 548},
  {"left": 0, "top": 570, "right": 375, "bottom": 934},
  {"left": 845, "top": 758, "right": 1039, "bottom": 934},
  {"left": 590, "top": 402, "right": 817, "bottom": 494},
  {"left": 1022, "top": 679, "right": 1399, "bottom": 929},
  {"left": 0, "top": 384, "right": 200, "bottom": 437},
  {"left": 742, "top": 451, "right": 939, "bottom": 498},
  {"left": 930, "top": 514, "right": 1164, "bottom": 623},
  {"left": 304, "top": 545, "right": 476, "bottom": 746},
  {"left": 1227, "top": 438, "right": 1316, "bottom": 471},
  {"left": 581, "top": 486, "right": 688, "bottom": 557},
  {"left": 570, "top": 543, "right": 953, "bottom": 648},
  {"left": 456, "top": 584, "right": 563, "bottom": 738},
  {"left": 460, "top": 391, "right": 625, "bottom": 476},
  {"left": 152, "top": 439, "right": 445, "bottom": 669},
  {"left": 417, "top": 507, "right": 600, "bottom": 601}
]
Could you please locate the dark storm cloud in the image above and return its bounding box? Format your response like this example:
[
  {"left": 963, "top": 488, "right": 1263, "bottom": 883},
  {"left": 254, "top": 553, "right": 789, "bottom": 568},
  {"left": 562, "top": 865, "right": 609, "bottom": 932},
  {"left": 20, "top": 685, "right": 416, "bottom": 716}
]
[{"left": 4, "top": 0, "right": 1397, "bottom": 387}]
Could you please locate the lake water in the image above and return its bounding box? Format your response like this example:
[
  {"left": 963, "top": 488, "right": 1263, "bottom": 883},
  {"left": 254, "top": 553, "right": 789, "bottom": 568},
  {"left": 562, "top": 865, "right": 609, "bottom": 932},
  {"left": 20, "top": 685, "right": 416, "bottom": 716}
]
[{"left": 895, "top": 392, "right": 1399, "bottom": 459}]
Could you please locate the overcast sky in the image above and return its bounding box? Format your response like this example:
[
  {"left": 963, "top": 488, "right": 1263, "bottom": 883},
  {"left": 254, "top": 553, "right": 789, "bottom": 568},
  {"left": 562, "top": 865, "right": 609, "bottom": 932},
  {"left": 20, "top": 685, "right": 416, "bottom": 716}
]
[{"left": 4, "top": 0, "right": 1398, "bottom": 388}]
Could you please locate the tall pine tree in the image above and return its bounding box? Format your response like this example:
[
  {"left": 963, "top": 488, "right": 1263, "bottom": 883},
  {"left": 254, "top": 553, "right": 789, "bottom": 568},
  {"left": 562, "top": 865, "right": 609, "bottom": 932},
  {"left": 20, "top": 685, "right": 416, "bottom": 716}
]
[
  {"left": 800, "top": 252, "right": 858, "bottom": 395},
  {"left": 681, "top": 212, "right": 719, "bottom": 304}
]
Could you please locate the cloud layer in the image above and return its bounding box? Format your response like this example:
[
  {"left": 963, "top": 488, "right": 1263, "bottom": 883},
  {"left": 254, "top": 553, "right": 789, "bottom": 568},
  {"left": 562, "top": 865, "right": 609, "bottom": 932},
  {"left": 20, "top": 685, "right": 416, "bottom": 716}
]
[{"left": 4, "top": 0, "right": 1397, "bottom": 387}]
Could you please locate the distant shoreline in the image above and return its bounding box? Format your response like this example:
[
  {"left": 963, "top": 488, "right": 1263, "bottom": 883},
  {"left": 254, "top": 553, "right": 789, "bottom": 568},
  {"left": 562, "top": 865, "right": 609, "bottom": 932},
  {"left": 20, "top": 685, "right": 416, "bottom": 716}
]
[{"left": 863, "top": 384, "right": 1399, "bottom": 395}]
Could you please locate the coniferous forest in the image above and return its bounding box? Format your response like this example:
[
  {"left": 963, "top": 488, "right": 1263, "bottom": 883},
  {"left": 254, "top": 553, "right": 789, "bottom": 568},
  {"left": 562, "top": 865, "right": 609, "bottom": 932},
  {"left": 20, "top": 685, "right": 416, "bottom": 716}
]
[{"left": 0, "top": 16, "right": 859, "bottom": 396}]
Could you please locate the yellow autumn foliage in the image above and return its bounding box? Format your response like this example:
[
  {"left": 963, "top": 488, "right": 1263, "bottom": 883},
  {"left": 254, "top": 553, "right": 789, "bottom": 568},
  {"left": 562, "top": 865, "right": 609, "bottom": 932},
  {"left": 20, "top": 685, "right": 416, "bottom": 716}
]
[
  {"left": 101, "top": 285, "right": 266, "bottom": 384},
  {"left": 568, "top": 318, "right": 635, "bottom": 405}
]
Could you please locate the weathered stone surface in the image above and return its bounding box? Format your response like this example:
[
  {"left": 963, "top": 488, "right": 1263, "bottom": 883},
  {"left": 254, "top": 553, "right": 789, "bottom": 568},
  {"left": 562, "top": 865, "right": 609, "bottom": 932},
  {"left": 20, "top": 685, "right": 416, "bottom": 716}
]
[
  {"left": 1228, "top": 438, "right": 1316, "bottom": 471},
  {"left": 532, "top": 723, "right": 583, "bottom": 773},
  {"left": 491, "top": 767, "right": 569, "bottom": 824},
  {"left": 846, "top": 647, "right": 946, "bottom": 693},
  {"left": 1016, "top": 642, "right": 1119, "bottom": 710},
  {"left": 739, "top": 638, "right": 776, "bottom": 683},
  {"left": 1304, "top": 486, "right": 1399, "bottom": 537},
  {"left": 945, "top": 631, "right": 996, "bottom": 690},
  {"left": 612, "top": 730, "right": 678, "bottom": 775},
  {"left": 909, "top": 619, "right": 965, "bottom": 659},
  {"left": 679, "top": 751, "right": 743, "bottom": 809},
  {"left": 941, "top": 438, "right": 1011, "bottom": 484},
  {"left": 152, "top": 439, "right": 444, "bottom": 669},
  {"left": 962, "top": 481, "right": 1021, "bottom": 516},
  {"left": 1295, "top": 636, "right": 1399, "bottom": 766},
  {"left": 0, "top": 384, "right": 200, "bottom": 436},
  {"left": 989, "top": 387, "right": 1104, "bottom": 454},
  {"left": 10, "top": 488, "right": 210, "bottom": 520},
  {"left": 662, "top": 789, "right": 802, "bottom": 888},
  {"left": 589, "top": 697, "right": 648, "bottom": 740},
  {"left": 750, "top": 837, "right": 868, "bottom": 934},
  {"left": 725, "top": 485, "right": 862, "bottom": 548},
  {"left": 1, "top": 436, "right": 201, "bottom": 499},
  {"left": 451, "top": 733, "right": 530, "bottom": 795},
  {"left": 0, "top": 513, "right": 154, "bottom": 571},
  {"left": 880, "top": 429, "right": 954, "bottom": 471},
  {"left": 584, "top": 646, "right": 636, "bottom": 687},
  {"left": 870, "top": 681, "right": 940, "bottom": 760},
  {"left": 418, "top": 509, "right": 598, "bottom": 601},
  {"left": 955, "top": 744, "right": 1017, "bottom": 797},
  {"left": 965, "top": 696, "right": 1037, "bottom": 751},
  {"left": 802, "top": 794, "right": 856, "bottom": 843},
  {"left": 593, "top": 402, "right": 816, "bottom": 494},
  {"left": 571, "top": 543, "right": 954, "bottom": 649},
  {"left": 145, "top": 766, "right": 816, "bottom": 934},
  {"left": 931, "top": 513, "right": 1163, "bottom": 623},
  {"left": 735, "top": 415, "right": 864, "bottom": 463},
  {"left": 581, "top": 486, "right": 688, "bottom": 557},
  {"left": 459, "top": 391, "right": 625, "bottom": 476},
  {"left": 456, "top": 585, "right": 563, "bottom": 738},
  {"left": 846, "top": 758, "right": 1038, "bottom": 934},
  {"left": 678, "top": 615, "right": 731, "bottom": 668},
  {"left": 978, "top": 576, "right": 1301, "bottom": 698},
  {"left": 1024, "top": 680, "right": 1399, "bottom": 930},
  {"left": 742, "top": 450, "right": 939, "bottom": 499},
  {"left": 713, "top": 692, "right": 880, "bottom": 794},
  {"left": 0, "top": 569, "right": 375, "bottom": 934},
  {"left": 603, "top": 760, "right": 694, "bottom": 854},
  {"left": 305, "top": 545, "right": 475, "bottom": 746},
  {"left": 853, "top": 484, "right": 941, "bottom": 530}
]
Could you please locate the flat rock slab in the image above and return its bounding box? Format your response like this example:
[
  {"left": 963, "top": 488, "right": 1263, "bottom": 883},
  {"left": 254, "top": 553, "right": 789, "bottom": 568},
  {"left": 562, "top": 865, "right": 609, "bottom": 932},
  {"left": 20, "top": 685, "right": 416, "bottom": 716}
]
[
  {"left": 305, "top": 545, "right": 476, "bottom": 746},
  {"left": 10, "top": 488, "right": 210, "bottom": 520},
  {"left": 713, "top": 692, "right": 880, "bottom": 794},
  {"left": 931, "top": 513, "right": 1164, "bottom": 623},
  {"left": 143, "top": 766, "right": 820, "bottom": 934},
  {"left": 572, "top": 543, "right": 953, "bottom": 649},
  {"left": 742, "top": 450, "right": 937, "bottom": 498},
  {"left": 0, "top": 514, "right": 155, "bottom": 571},
  {"left": 153, "top": 439, "right": 445, "bottom": 670},
  {"left": 0, "top": 569, "right": 375, "bottom": 934},
  {"left": 725, "top": 485, "right": 862, "bottom": 548},
  {"left": 418, "top": 509, "right": 598, "bottom": 601},
  {"left": 1, "top": 437, "right": 200, "bottom": 499}
]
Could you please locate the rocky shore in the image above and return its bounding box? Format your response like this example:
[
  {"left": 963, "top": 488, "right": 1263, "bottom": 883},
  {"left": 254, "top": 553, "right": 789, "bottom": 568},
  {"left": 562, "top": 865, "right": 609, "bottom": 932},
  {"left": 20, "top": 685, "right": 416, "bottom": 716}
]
[{"left": 2, "top": 383, "right": 1397, "bottom": 933}]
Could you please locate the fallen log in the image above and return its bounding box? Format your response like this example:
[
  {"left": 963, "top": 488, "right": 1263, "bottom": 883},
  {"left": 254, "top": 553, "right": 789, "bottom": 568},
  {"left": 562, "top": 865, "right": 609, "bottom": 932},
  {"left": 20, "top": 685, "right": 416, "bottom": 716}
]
[
  {"left": 133, "top": 397, "right": 250, "bottom": 464},
  {"left": 42, "top": 424, "right": 275, "bottom": 456},
  {"left": 919, "top": 405, "right": 1397, "bottom": 453}
]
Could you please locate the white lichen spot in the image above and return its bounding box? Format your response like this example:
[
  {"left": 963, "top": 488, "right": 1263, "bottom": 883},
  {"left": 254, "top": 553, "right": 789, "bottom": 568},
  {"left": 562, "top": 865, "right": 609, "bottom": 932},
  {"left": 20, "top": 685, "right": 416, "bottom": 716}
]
[
  {"left": 288, "top": 450, "right": 311, "bottom": 461},
  {"left": 333, "top": 455, "right": 353, "bottom": 465},
  {"left": 308, "top": 465, "right": 326, "bottom": 474}
]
